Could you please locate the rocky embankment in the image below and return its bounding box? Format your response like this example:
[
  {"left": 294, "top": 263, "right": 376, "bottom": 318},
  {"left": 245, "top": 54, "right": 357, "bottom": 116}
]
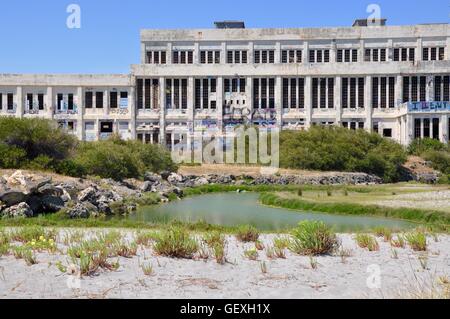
[{"left": 0, "top": 170, "right": 382, "bottom": 219}]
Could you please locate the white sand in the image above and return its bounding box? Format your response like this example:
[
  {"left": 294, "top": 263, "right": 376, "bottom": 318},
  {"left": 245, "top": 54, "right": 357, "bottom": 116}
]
[{"left": 0, "top": 231, "right": 448, "bottom": 299}]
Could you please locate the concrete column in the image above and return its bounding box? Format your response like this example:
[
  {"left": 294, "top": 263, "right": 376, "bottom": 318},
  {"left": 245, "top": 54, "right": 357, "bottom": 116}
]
[
  {"left": 275, "top": 76, "right": 282, "bottom": 126},
  {"left": 446, "top": 37, "right": 450, "bottom": 60},
  {"left": 330, "top": 41, "right": 336, "bottom": 63},
  {"left": 359, "top": 40, "right": 365, "bottom": 62},
  {"left": 275, "top": 42, "right": 281, "bottom": 64},
  {"left": 221, "top": 42, "right": 227, "bottom": 64},
  {"left": 159, "top": 77, "right": 166, "bottom": 146},
  {"left": 104, "top": 89, "right": 109, "bottom": 116},
  {"left": 187, "top": 77, "right": 195, "bottom": 137},
  {"left": 194, "top": 43, "right": 200, "bottom": 64},
  {"left": 303, "top": 41, "right": 309, "bottom": 64},
  {"left": 141, "top": 42, "right": 146, "bottom": 64},
  {"left": 77, "top": 87, "right": 84, "bottom": 140},
  {"left": 246, "top": 76, "right": 253, "bottom": 119},
  {"left": 95, "top": 118, "right": 100, "bottom": 141},
  {"left": 216, "top": 77, "right": 224, "bottom": 132},
  {"left": 305, "top": 76, "right": 312, "bottom": 128},
  {"left": 46, "top": 86, "right": 53, "bottom": 119},
  {"left": 395, "top": 75, "right": 403, "bottom": 107},
  {"left": 334, "top": 76, "right": 342, "bottom": 125},
  {"left": 416, "top": 38, "right": 423, "bottom": 62},
  {"left": 387, "top": 39, "right": 393, "bottom": 62},
  {"left": 365, "top": 76, "right": 373, "bottom": 131},
  {"left": 167, "top": 43, "right": 173, "bottom": 64},
  {"left": 406, "top": 114, "right": 414, "bottom": 145},
  {"left": 248, "top": 42, "right": 254, "bottom": 64},
  {"left": 16, "top": 86, "right": 23, "bottom": 118},
  {"left": 442, "top": 114, "right": 449, "bottom": 143},
  {"left": 426, "top": 75, "right": 434, "bottom": 102},
  {"left": 129, "top": 85, "right": 136, "bottom": 140},
  {"left": 420, "top": 118, "right": 424, "bottom": 139}
]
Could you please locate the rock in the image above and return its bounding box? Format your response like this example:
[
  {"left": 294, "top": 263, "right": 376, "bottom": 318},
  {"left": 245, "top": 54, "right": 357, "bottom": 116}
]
[
  {"left": 140, "top": 181, "right": 153, "bottom": 192},
  {"left": 144, "top": 172, "right": 162, "bottom": 183},
  {"left": 37, "top": 184, "right": 64, "bottom": 197},
  {"left": 66, "top": 202, "right": 97, "bottom": 219},
  {"left": 168, "top": 173, "right": 184, "bottom": 184},
  {"left": 194, "top": 177, "right": 209, "bottom": 186},
  {"left": 160, "top": 171, "right": 172, "bottom": 181},
  {"left": 1, "top": 202, "right": 33, "bottom": 218},
  {"left": 0, "top": 190, "right": 27, "bottom": 207},
  {"left": 41, "top": 196, "right": 65, "bottom": 213},
  {"left": 77, "top": 186, "right": 97, "bottom": 203}
]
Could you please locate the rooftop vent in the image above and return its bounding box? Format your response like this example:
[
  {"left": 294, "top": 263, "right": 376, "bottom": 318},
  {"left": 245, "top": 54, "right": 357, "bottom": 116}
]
[
  {"left": 214, "top": 21, "right": 245, "bottom": 29},
  {"left": 352, "top": 18, "right": 387, "bottom": 27}
]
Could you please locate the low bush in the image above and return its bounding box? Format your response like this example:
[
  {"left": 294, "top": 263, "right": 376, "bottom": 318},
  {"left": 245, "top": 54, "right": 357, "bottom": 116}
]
[
  {"left": 289, "top": 221, "right": 339, "bottom": 256},
  {"left": 408, "top": 138, "right": 448, "bottom": 156},
  {"left": 280, "top": 126, "right": 408, "bottom": 182},
  {"left": 153, "top": 227, "right": 199, "bottom": 259}
]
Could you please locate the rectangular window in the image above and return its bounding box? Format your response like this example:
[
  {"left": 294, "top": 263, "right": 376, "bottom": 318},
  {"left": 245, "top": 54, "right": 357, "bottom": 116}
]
[
  {"left": 423, "top": 118, "right": 430, "bottom": 138},
  {"left": 350, "top": 78, "right": 356, "bottom": 109},
  {"left": 403, "top": 77, "right": 410, "bottom": 103},
  {"left": 95, "top": 92, "right": 103, "bottom": 108},
  {"left": 393, "top": 48, "right": 400, "bottom": 61},
  {"left": 342, "top": 78, "right": 348, "bottom": 108},
  {"left": 380, "top": 78, "right": 387, "bottom": 108},
  {"left": 409, "top": 48, "right": 415, "bottom": 62},
  {"left": 414, "top": 119, "right": 421, "bottom": 139},
  {"left": 136, "top": 79, "right": 143, "bottom": 109},
  {"left": 7, "top": 93, "right": 14, "bottom": 110},
  {"left": 26, "top": 94, "right": 33, "bottom": 109},
  {"left": 110, "top": 92, "right": 118, "bottom": 108},
  {"left": 389, "top": 77, "right": 395, "bottom": 108},
  {"left": 380, "top": 49, "right": 386, "bottom": 62},
  {"left": 433, "top": 118, "right": 440, "bottom": 140},
  {"left": 423, "top": 48, "right": 429, "bottom": 61},
  {"left": 372, "top": 78, "right": 379, "bottom": 108},
  {"left": 337, "top": 49, "right": 343, "bottom": 62},
  {"left": 364, "top": 49, "right": 371, "bottom": 62},
  {"left": 68, "top": 94, "right": 74, "bottom": 110},
  {"left": 439, "top": 47, "right": 445, "bottom": 60},
  {"left": 86, "top": 92, "right": 94, "bottom": 109},
  {"left": 312, "top": 78, "right": 318, "bottom": 109},
  {"left": 0, "top": 94, "right": 2, "bottom": 110},
  {"left": 144, "top": 79, "right": 151, "bottom": 109},
  {"left": 358, "top": 78, "right": 365, "bottom": 108},
  {"left": 419, "top": 76, "right": 426, "bottom": 102},
  {"left": 38, "top": 94, "right": 44, "bottom": 110}
]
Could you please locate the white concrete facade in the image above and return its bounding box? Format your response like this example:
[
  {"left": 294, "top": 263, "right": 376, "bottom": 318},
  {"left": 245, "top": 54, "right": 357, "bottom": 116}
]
[{"left": 1, "top": 22, "right": 450, "bottom": 148}]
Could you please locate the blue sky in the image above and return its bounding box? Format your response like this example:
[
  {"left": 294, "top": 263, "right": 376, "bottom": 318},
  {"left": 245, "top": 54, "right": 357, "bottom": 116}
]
[{"left": 0, "top": 0, "right": 448, "bottom": 74}]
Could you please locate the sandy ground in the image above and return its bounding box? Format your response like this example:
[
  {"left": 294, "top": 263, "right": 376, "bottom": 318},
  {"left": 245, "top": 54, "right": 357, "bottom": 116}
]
[{"left": 0, "top": 230, "right": 448, "bottom": 299}]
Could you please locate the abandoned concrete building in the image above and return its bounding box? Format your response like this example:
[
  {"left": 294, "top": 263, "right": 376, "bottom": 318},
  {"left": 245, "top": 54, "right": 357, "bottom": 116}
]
[{"left": 1, "top": 20, "right": 449, "bottom": 150}]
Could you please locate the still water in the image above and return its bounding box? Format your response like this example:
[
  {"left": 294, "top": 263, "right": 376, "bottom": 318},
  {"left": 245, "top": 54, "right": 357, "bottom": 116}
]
[{"left": 130, "top": 192, "right": 416, "bottom": 232}]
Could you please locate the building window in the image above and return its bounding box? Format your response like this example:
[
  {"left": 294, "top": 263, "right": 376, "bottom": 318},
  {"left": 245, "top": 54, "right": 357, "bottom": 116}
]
[
  {"left": 254, "top": 50, "right": 275, "bottom": 64},
  {"left": 312, "top": 78, "right": 334, "bottom": 109},
  {"left": 86, "top": 92, "right": 94, "bottom": 109},
  {"left": 342, "top": 77, "right": 365, "bottom": 108},
  {"left": 253, "top": 78, "right": 275, "bottom": 109},
  {"left": 282, "top": 78, "right": 305, "bottom": 109},
  {"left": 414, "top": 119, "right": 421, "bottom": 139},
  {"left": 95, "top": 92, "right": 103, "bottom": 108},
  {"left": 146, "top": 51, "right": 166, "bottom": 64},
  {"left": 422, "top": 47, "right": 445, "bottom": 61},
  {"left": 434, "top": 75, "right": 450, "bottom": 102},
  {"left": 402, "top": 76, "right": 427, "bottom": 103},
  {"left": 200, "top": 50, "right": 220, "bottom": 64},
  {"left": 432, "top": 118, "right": 440, "bottom": 140},
  {"left": 227, "top": 50, "right": 247, "bottom": 64},
  {"left": 194, "top": 78, "right": 217, "bottom": 110},
  {"left": 110, "top": 92, "right": 118, "bottom": 108},
  {"left": 337, "top": 49, "right": 358, "bottom": 62},
  {"left": 281, "top": 50, "right": 302, "bottom": 63},
  {"left": 372, "top": 77, "right": 395, "bottom": 108},
  {"left": 383, "top": 129, "right": 392, "bottom": 138},
  {"left": 365, "top": 48, "right": 387, "bottom": 62},
  {"left": 394, "top": 48, "right": 415, "bottom": 62},
  {"left": 309, "top": 49, "right": 330, "bottom": 63},
  {"left": 172, "top": 50, "right": 193, "bottom": 64},
  {"left": 165, "top": 79, "right": 188, "bottom": 109}
]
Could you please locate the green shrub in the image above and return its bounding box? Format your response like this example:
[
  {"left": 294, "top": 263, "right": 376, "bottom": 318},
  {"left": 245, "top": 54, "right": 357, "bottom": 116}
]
[
  {"left": 423, "top": 150, "right": 450, "bottom": 175},
  {"left": 236, "top": 225, "right": 259, "bottom": 242},
  {"left": 404, "top": 231, "right": 427, "bottom": 251},
  {"left": 153, "top": 227, "right": 199, "bottom": 259},
  {"left": 289, "top": 221, "right": 339, "bottom": 256},
  {"left": 0, "top": 117, "right": 77, "bottom": 162},
  {"left": 279, "top": 126, "right": 407, "bottom": 182},
  {"left": 408, "top": 138, "right": 448, "bottom": 156},
  {"left": 0, "top": 143, "right": 27, "bottom": 168},
  {"left": 355, "top": 234, "right": 379, "bottom": 251}
]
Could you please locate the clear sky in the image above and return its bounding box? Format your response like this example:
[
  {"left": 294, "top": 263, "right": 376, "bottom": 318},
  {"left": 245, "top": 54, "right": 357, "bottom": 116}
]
[{"left": 0, "top": 0, "right": 448, "bottom": 74}]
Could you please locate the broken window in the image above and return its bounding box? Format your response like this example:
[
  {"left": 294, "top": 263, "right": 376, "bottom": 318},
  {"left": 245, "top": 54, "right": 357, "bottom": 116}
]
[
  {"left": 85, "top": 92, "right": 93, "bottom": 109},
  {"left": 136, "top": 79, "right": 143, "bottom": 109},
  {"left": 38, "top": 94, "right": 44, "bottom": 110},
  {"left": 95, "top": 92, "right": 103, "bottom": 108},
  {"left": 68, "top": 94, "right": 74, "bottom": 110},
  {"left": 7, "top": 93, "right": 14, "bottom": 110},
  {"left": 110, "top": 91, "right": 118, "bottom": 108}
]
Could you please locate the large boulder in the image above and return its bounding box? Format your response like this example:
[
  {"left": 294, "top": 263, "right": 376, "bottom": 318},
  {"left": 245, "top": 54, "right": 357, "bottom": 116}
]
[
  {"left": 1, "top": 202, "right": 34, "bottom": 218},
  {"left": 167, "top": 173, "right": 184, "bottom": 184},
  {"left": 0, "top": 190, "right": 27, "bottom": 207},
  {"left": 41, "top": 196, "right": 65, "bottom": 213}
]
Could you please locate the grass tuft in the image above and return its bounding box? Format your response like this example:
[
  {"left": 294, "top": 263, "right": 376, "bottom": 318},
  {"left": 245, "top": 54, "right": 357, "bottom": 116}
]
[
  {"left": 236, "top": 225, "right": 259, "bottom": 242},
  {"left": 153, "top": 227, "right": 199, "bottom": 259},
  {"left": 289, "top": 221, "right": 339, "bottom": 256},
  {"left": 355, "top": 234, "right": 380, "bottom": 251}
]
